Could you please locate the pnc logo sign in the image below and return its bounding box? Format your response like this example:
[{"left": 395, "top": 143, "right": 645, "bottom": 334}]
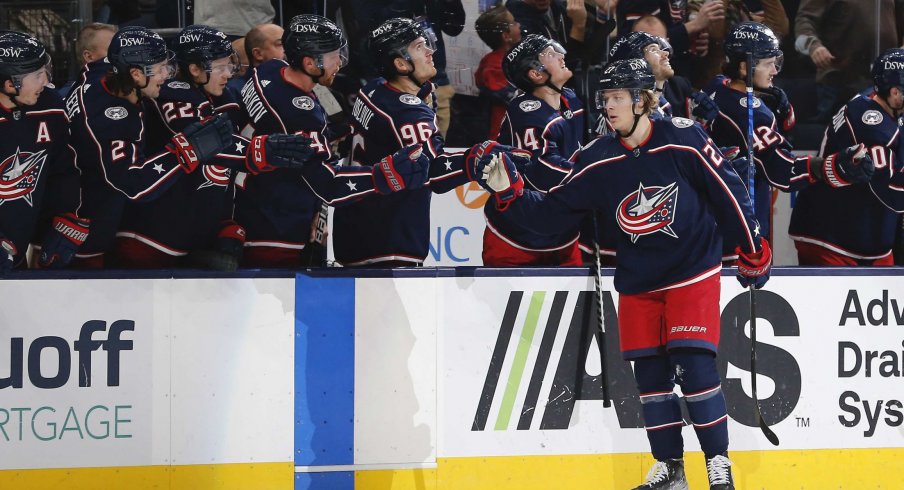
[{"left": 455, "top": 181, "right": 490, "bottom": 209}]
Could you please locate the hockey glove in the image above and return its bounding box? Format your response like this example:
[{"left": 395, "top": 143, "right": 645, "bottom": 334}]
[
  {"left": 480, "top": 153, "right": 524, "bottom": 210},
  {"left": 186, "top": 221, "right": 246, "bottom": 271},
  {"left": 758, "top": 86, "right": 795, "bottom": 131},
  {"left": 372, "top": 144, "right": 430, "bottom": 195},
  {"left": 735, "top": 236, "right": 772, "bottom": 289},
  {"left": 0, "top": 236, "right": 17, "bottom": 273},
  {"left": 167, "top": 114, "right": 234, "bottom": 172},
  {"left": 246, "top": 133, "right": 317, "bottom": 174},
  {"left": 809, "top": 143, "right": 875, "bottom": 188},
  {"left": 690, "top": 91, "right": 719, "bottom": 126},
  {"left": 39, "top": 213, "right": 90, "bottom": 268},
  {"left": 465, "top": 140, "right": 532, "bottom": 181}
]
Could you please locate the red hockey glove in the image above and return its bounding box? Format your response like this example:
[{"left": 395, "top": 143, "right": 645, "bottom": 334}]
[
  {"left": 39, "top": 213, "right": 90, "bottom": 268},
  {"left": 0, "top": 236, "right": 17, "bottom": 273},
  {"left": 464, "top": 140, "right": 532, "bottom": 181},
  {"left": 480, "top": 153, "right": 524, "bottom": 210},
  {"left": 372, "top": 144, "right": 430, "bottom": 195},
  {"left": 167, "top": 114, "right": 233, "bottom": 172},
  {"left": 186, "top": 221, "right": 246, "bottom": 271},
  {"left": 246, "top": 133, "right": 317, "bottom": 174},
  {"left": 735, "top": 237, "right": 772, "bottom": 289},
  {"left": 809, "top": 143, "right": 875, "bottom": 188}
]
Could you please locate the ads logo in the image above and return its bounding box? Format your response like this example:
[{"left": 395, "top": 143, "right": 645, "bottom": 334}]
[
  {"left": 472, "top": 289, "right": 801, "bottom": 431},
  {"left": 455, "top": 181, "right": 490, "bottom": 209},
  {"left": 1, "top": 320, "right": 134, "bottom": 389}
]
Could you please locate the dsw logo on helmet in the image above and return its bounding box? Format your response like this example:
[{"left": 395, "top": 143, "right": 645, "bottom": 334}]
[
  {"left": 120, "top": 37, "right": 147, "bottom": 47},
  {"left": 292, "top": 24, "right": 321, "bottom": 34},
  {"left": 0, "top": 47, "right": 24, "bottom": 58}
]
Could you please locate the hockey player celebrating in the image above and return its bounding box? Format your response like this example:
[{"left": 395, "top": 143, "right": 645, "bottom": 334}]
[
  {"left": 608, "top": 31, "right": 676, "bottom": 118},
  {"left": 235, "top": 14, "right": 432, "bottom": 268},
  {"left": 696, "top": 21, "right": 874, "bottom": 249},
  {"left": 482, "top": 33, "right": 584, "bottom": 266},
  {"left": 0, "top": 31, "right": 85, "bottom": 271},
  {"left": 115, "top": 24, "right": 311, "bottom": 269},
  {"left": 65, "top": 26, "right": 234, "bottom": 267},
  {"left": 334, "top": 17, "right": 529, "bottom": 267},
  {"left": 479, "top": 59, "right": 770, "bottom": 490},
  {"left": 789, "top": 49, "right": 904, "bottom": 265}
]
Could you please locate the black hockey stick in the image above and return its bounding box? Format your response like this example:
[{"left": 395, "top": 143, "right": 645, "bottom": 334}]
[
  {"left": 745, "top": 53, "right": 779, "bottom": 446},
  {"left": 591, "top": 212, "right": 611, "bottom": 408}
]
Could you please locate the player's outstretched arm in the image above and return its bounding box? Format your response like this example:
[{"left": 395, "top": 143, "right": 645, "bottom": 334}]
[{"left": 806, "top": 143, "right": 875, "bottom": 188}]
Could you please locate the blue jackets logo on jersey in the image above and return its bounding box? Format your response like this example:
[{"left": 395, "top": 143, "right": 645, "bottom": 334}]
[
  {"left": 519, "top": 100, "right": 541, "bottom": 112},
  {"left": 862, "top": 110, "right": 883, "bottom": 125},
  {"left": 198, "top": 165, "right": 231, "bottom": 190},
  {"left": 104, "top": 106, "right": 128, "bottom": 120},
  {"left": 617, "top": 182, "right": 679, "bottom": 243},
  {"left": 292, "top": 96, "right": 315, "bottom": 110},
  {"left": 399, "top": 94, "right": 421, "bottom": 105},
  {"left": 739, "top": 96, "right": 762, "bottom": 109},
  {"left": 0, "top": 148, "right": 46, "bottom": 206}
]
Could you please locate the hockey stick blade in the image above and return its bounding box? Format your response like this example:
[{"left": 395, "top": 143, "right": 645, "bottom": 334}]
[{"left": 749, "top": 284, "right": 780, "bottom": 446}]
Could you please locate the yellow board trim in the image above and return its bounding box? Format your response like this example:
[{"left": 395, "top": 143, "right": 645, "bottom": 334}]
[
  {"left": 0, "top": 462, "right": 293, "bottom": 490},
  {"left": 355, "top": 449, "right": 904, "bottom": 489}
]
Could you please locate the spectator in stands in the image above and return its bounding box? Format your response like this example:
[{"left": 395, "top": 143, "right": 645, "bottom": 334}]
[
  {"left": 688, "top": 0, "right": 789, "bottom": 88},
  {"left": 795, "top": 0, "right": 904, "bottom": 122},
  {"left": 58, "top": 23, "right": 117, "bottom": 98},
  {"left": 616, "top": 0, "right": 725, "bottom": 79},
  {"left": 506, "top": 0, "right": 587, "bottom": 65},
  {"left": 475, "top": 5, "right": 522, "bottom": 138},
  {"left": 226, "top": 23, "right": 284, "bottom": 96}
]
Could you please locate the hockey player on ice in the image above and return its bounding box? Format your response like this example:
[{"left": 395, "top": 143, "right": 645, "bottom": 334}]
[{"left": 479, "top": 58, "right": 770, "bottom": 490}]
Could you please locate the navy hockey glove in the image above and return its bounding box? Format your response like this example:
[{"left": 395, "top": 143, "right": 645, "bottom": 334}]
[
  {"left": 735, "top": 237, "right": 772, "bottom": 289},
  {"left": 372, "top": 144, "right": 430, "bottom": 195},
  {"left": 39, "top": 213, "right": 90, "bottom": 268},
  {"left": 690, "top": 91, "right": 719, "bottom": 126},
  {"left": 758, "top": 86, "right": 795, "bottom": 131},
  {"left": 480, "top": 153, "right": 525, "bottom": 210},
  {"left": 168, "top": 114, "right": 233, "bottom": 172},
  {"left": 0, "top": 236, "right": 17, "bottom": 273},
  {"left": 246, "top": 133, "right": 317, "bottom": 174},
  {"left": 809, "top": 143, "right": 875, "bottom": 188},
  {"left": 465, "top": 141, "right": 532, "bottom": 181}
]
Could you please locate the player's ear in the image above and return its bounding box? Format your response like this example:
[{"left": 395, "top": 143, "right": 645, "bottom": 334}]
[
  {"left": 188, "top": 63, "right": 204, "bottom": 79},
  {"left": 392, "top": 56, "right": 410, "bottom": 74},
  {"left": 2, "top": 79, "right": 14, "bottom": 93},
  {"left": 129, "top": 66, "right": 144, "bottom": 84},
  {"left": 527, "top": 68, "right": 543, "bottom": 83}
]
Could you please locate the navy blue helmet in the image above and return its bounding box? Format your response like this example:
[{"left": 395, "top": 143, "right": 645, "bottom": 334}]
[
  {"left": 107, "top": 26, "right": 174, "bottom": 76},
  {"left": 368, "top": 17, "right": 437, "bottom": 77},
  {"left": 872, "top": 48, "right": 904, "bottom": 96},
  {"left": 608, "top": 31, "right": 662, "bottom": 63},
  {"left": 502, "top": 34, "right": 565, "bottom": 92},
  {"left": 174, "top": 25, "right": 236, "bottom": 73},
  {"left": 0, "top": 31, "right": 51, "bottom": 90},
  {"left": 724, "top": 21, "right": 783, "bottom": 70},
  {"left": 284, "top": 14, "right": 348, "bottom": 70},
  {"left": 596, "top": 58, "right": 655, "bottom": 108}
]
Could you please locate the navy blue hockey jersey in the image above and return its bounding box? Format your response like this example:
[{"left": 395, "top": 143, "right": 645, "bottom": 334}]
[
  {"left": 501, "top": 117, "right": 762, "bottom": 294},
  {"left": 702, "top": 75, "right": 810, "bottom": 241},
  {"left": 333, "top": 78, "right": 472, "bottom": 266},
  {"left": 0, "top": 90, "right": 79, "bottom": 266},
  {"left": 66, "top": 78, "right": 194, "bottom": 256},
  {"left": 789, "top": 93, "right": 904, "bottom": 258},
  {"left": 490, "top": 89, "right": 584, "bottom": 251},
  {"left": 116, "top": 80, "right": 249, "bottom": 254},
  {"left": 236, "top": 59, "right": 378, "bottom": 251}
]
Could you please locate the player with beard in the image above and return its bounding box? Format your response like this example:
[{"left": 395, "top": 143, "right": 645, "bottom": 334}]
[
  {"left": 0, "top": 31, "right": 84, "bottom": 271},
  {"left": 65, "top": 26, "right": 236, "bottom": 268},
  {"left": 479, "top": 58, "right": 769, "bottom": 490},
  {"left": 236, "top": 14, "right": 432, "bottom": 267}
]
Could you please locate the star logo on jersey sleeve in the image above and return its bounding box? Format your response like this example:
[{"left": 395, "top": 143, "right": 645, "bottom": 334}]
[
  {"left": 235, "top": 141, "right": 245, "bottom": 153},
  {"left": 443, "top": 159, "right": 452, "bottom": 171},
  {"left": 346, "top": 180, "right": 357, "bottom": 191},
  {"left": 153, "top": 163, "right": 165, "bottom": 174},
  {"left": 616, "top": 182, "right": 679, "bottom": 243}
]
